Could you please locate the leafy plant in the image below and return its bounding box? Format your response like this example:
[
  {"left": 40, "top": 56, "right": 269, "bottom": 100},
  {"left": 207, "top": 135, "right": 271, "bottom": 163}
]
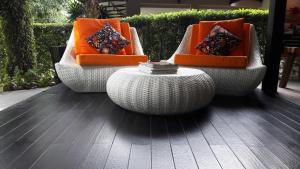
[
  {"left": 6, "top": 67, "right": 55, "bottom": 90},
  {"left": 67, "top": 0, "right": 85, "bottom": 21}
]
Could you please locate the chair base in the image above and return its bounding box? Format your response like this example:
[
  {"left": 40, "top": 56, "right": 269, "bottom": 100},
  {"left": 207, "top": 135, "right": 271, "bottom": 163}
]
[
  {"left": 184, "top": 66, "right": 267, "bottom": 96},
  {"left": 55, "top": 63, "right": 134, "bottom": 92}
]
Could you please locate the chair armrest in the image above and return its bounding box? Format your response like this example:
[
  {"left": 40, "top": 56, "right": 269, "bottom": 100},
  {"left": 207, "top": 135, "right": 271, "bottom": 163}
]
[
  {"left": 168, "top": 25, "right": 193, "bottom": 63},
  {"left": 50, "top": 46, "right": 66, "bottom": 82},
  {"left": 130, "top": 27, "right": 145, "bottom": 56}
]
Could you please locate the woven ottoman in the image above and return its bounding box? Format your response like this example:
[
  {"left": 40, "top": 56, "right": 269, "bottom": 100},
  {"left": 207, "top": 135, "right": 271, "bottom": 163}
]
[{"left": 106, "top": 68, "right": 215, "bottom": 115}]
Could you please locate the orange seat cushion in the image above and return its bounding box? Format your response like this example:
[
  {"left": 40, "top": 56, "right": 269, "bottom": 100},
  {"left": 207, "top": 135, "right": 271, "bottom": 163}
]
[
  {"left": 121, "top": 22, "right": 134, "bottom": 55},
  {"left": 174, "top": 54, "right": 248, "bottom": 68},
  {"left": 74, "top": 18, "right": 126, "bottom": 57},
  {"left": 76, "top": 54, "right": 148, "bottom": 66},
  {"left": 195, "top": 18, "right": 245, "bottom": 56}
]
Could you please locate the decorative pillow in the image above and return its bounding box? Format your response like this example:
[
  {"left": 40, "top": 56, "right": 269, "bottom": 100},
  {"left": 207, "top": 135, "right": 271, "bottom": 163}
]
[
  {"left": 87, "top": 23, "right": 130, "bottom": 54},
  {"left": 196, "top": 25, "right": 241, "bottom": 56},
  {"left": 196, "top": 18, "right": 244, "bottom": 56},
  {"left": 74, "top": 18, "right": 125, "bottom": 56}
]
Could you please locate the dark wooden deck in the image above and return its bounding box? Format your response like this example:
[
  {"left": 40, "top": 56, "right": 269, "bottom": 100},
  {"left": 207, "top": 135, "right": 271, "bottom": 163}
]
[{"left": 0, "top": 84, "right": 300, "bottom": 169}]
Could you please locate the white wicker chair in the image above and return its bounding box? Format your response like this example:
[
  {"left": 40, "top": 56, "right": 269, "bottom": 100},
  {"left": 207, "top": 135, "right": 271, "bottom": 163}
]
[
  {"left": 55, "top": 27, "right": 145, "bottom": 92},
  {"left": 168, "top": 24, "right": 267, "bottom": 96}
]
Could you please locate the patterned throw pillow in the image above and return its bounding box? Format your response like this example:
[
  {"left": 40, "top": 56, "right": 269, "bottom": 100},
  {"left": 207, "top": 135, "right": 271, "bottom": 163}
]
[
  {"left": 87, "top": 23, "right": 130, "bottom": 54},
  {"left": 196, "top": 25, "right": 241, "bottom": 56}
]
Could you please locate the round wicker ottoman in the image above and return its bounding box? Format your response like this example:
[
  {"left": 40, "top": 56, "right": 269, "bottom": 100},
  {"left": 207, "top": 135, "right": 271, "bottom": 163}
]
[{"left": 106, "top": 68, "right": 215, "bottom": 115}]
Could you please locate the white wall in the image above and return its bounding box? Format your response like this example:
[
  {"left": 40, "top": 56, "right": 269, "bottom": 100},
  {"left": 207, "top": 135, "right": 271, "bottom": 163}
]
[
  {"left": 230, "top": 0, "right": 262, "bottom": 8},
  {"left": 141, "top": 7, "right": 189, "bottom": 15},
  {"left": 261, "top": 0, "right": 270, "bottom": 9}
]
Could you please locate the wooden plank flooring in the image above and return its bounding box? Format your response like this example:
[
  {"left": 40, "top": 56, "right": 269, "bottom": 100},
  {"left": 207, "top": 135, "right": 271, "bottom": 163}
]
[{"left": 0, "top": 84, "right": 300, "bottom": 169}]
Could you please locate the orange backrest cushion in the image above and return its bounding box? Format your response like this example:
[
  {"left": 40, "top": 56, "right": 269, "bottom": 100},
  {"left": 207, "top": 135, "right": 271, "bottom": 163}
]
[
  {"left": 193, "top": 18, "right": 245, "bottom": 56},
  {"left": 120, "top": 22, "right": 134, "bottom": 55},
  {"left": 76, "top": 54, "right": 148, "bottom": 66},
  {"left": 74, "top": 18, "right": 126, "bottom": 57}
]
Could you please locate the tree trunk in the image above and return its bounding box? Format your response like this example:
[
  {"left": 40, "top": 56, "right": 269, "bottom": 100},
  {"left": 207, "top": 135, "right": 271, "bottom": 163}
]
[
  {"left": 87, "top": 0, "right": 99, "bottom": 18},
  {"left": 79, "top": 0, "right": 101, "bottom": 18}
]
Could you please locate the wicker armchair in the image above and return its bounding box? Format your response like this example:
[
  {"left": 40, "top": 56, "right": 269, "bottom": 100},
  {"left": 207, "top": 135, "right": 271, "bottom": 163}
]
[
  {"left": 55, "top": 27, "right": 145, "bottom": 92},
  {"left": 168, "top": 24, "right": 267, "bottom": 96}
]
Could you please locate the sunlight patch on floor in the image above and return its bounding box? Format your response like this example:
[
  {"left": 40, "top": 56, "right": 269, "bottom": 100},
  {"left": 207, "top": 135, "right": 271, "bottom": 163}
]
[{"left": 0, "top": 87, "right": 49, "bottom": 111}]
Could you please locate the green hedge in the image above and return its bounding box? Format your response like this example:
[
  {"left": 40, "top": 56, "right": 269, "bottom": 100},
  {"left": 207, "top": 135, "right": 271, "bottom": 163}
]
[
  {"left": 33, "top": 9, "right": 268, "bottom": 68},
  {"left": 33, "top": 23, "right": 72, "bottom": 71},
  {"left": 4, "top": 9, "right": 270, "bottom": 63},
  {"left": 123, "top": 9, "right": 268, "bottom": 60}
]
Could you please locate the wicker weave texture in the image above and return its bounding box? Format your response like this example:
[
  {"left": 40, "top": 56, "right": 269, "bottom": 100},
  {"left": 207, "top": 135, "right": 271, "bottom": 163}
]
[
  {"left": 106, "top": 68, "right": 215, "bottom": 115},
  {"left": 168, "top": 24, "right": 267, "bottom": 96},
  {"left": 55, "top": 27, "right": 145, "bottom": 92}
]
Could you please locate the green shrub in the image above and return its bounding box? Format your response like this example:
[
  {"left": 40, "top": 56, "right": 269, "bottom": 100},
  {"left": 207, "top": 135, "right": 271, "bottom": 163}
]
[
  {"left": 123, "top": 9, "right": 268, "bottom": 60},
  {"left": 33, "top": 23, "right": 72, "bottom": 72},
  {"left": 4, "top": 67, "right": 56, "bottom": 90}
]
